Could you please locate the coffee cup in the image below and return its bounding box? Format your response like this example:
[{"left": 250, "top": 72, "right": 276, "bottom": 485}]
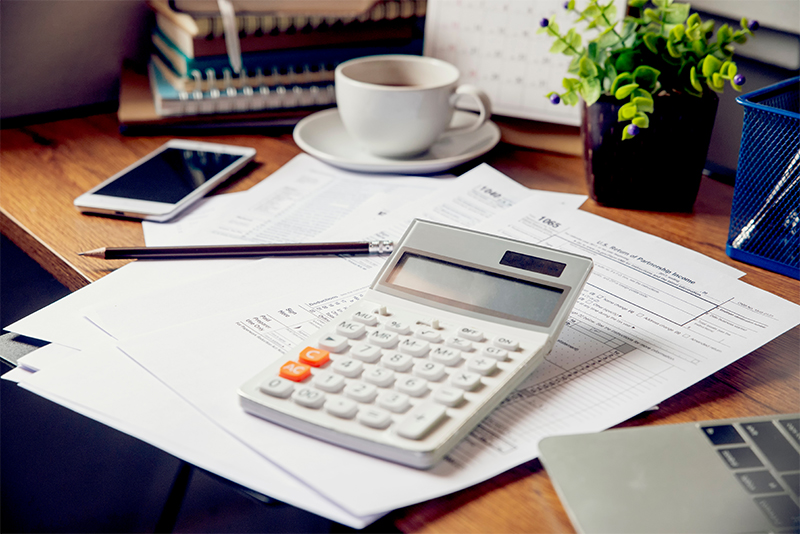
[{"left": 334, "top": 55, "right": 492, "bottom": 158}]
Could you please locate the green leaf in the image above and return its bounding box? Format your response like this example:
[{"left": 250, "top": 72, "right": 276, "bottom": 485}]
[
  {"left": 581, "top": 77, "right": 602, "bottom": 105},
  {"left": 632, "top": 97, "right": 654, "bottom": 112},
  {"left": 652, "top": 0, "right": 672, "bottom": 8},
  {"left": 615, "top": 51, "right": 635, "bottom": 72},
  {"left": 618, "top": 101, "right": 638, "bottom": 120},
  {"left": 550, "top": 39, "right": 569, "bottom": 54},
  {"left": 628, "top": 0, "right": 647, "bottom": 7},
  {"left": 662, "top": 3, "right": 690, "bottom": 23},
  {"left": 711, "top": 72, "right": 725, "bottom": 91},
  {"left": 701, "top": 19, "right": 715, "bottom": 34},
  {"left": 670, "top": 23, "right": 685, "bottom": 41},
  {"left": 644, "top": 8, "right": 660, "bottom": 23},
  {"left": 701, "top": 54, "right": 722, "bottom": 77},
  {"left": 643, "top": 32, "right": 662, "bottom": 54},
  {"left": 595, "top": 27, "right": 620, "bottom": 48},
  {"left": 615, "top": 83, "right": 640, "bottom": 99},
  {"left": 610, "top": 72, "right": 634, "bottom": 94},
  {"left": 579, "top": 56, "right": 599, "bottom": 77},
  {"left": 691, "top": 39, "right": 706, "bottom": 55},
  {"left": 621, "top": 126, "right": 636, "bottom": 140},
  {"left": 563, "top": 91, "right": 580, "bottom": 105},
  {"left": 632, "top": 65, "right": 660, "bottom": 91},
  {"left": 632, "top": 113, "right": 650, "bottom": 128},
  {"left": 667, "top": 39, "right": 681, "bottom": 58},
  {"left": 568, "top": 29, "right": 583, "bottom": 50},
  {"left": 568, "top": 55, "right": 582, "bottom": 75},
  {"left": 689, "top": 66, "right": 703, "bottom": 92},
  {"left": 632, "top": 88, "right": 652, "bottom": 100}
]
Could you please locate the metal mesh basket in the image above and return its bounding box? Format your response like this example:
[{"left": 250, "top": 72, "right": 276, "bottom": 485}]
[{"left": 726, "top": 77, "right": 800, "bottom": 280}]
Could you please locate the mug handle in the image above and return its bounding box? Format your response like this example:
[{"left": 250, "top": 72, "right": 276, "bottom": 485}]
[{"left": 445, "top": 85, "right": 492, "bottom": 135}]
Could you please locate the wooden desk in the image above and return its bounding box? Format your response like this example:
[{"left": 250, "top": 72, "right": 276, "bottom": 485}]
[{"left": 2, "top": 113, "right": 798, "bottom": 533}]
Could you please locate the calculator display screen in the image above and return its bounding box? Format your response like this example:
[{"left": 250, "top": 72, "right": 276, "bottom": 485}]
[{"left": 386, "top": 253, "right": 565, "bottom": 325}]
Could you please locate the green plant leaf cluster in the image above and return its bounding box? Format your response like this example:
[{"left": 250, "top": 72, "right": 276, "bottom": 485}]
[{"left": 540, "top": 0, "right": 756, "bottom": 139}]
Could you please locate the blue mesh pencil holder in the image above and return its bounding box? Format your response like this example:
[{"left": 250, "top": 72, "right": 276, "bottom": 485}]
[{"left": 726, "top": 77, "right": 800, "bottom": 280}]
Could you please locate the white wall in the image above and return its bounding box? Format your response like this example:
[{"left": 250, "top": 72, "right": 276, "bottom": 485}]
[{"left": 0, "top": 0, "right": 152, "bottom": 119}]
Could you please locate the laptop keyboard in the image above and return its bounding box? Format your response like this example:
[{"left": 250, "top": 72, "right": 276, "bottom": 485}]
[{"left": 702, "top": 415, "right": 800, "bottom": 531}]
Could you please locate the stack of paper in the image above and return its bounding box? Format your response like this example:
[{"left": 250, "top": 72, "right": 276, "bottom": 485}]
[{"left": 5, "top": 155, "right": 799, "bottom": 528}]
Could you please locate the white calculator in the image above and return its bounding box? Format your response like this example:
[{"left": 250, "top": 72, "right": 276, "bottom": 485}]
[{"left": 238, "top": 219, "right": 593, "bottom": 468}]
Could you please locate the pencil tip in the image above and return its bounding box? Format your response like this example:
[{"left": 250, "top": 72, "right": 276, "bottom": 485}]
[{"left": 78, "top": 248, "right": 104, "bottom": 258}]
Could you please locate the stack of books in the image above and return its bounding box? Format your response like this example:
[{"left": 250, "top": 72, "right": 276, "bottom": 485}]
[{"left": 118, "top": 0, "right": 426, "bottom": 133}]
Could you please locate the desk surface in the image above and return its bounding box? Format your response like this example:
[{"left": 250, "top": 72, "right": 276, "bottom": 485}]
[{"left": 2, "top": 113, "right": 798, "bottom": 533}]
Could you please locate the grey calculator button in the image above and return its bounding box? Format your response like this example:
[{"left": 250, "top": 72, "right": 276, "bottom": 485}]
[
  {"left": 719, "top": 447, "right": 764, "bottom": 469},
  {"left": 736, "top": 470, "right": 783, "bottom": 494}
]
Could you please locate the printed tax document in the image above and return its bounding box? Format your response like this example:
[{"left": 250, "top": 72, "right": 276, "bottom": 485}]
[{"left": 115, "top": 198, "right": 797, "bottom": 517}]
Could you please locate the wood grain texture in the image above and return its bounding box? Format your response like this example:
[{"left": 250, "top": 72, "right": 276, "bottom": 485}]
[{"left": 1, "top": 113, "right": 797, "bottom": 533}]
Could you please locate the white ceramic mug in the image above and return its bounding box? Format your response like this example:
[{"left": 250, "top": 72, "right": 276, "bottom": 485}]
[{"left": 334, "top": 55, "right": 492, "bottom": 158}]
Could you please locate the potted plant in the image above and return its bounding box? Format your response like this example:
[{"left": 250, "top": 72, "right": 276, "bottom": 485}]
[{"left": 540, "top": 0, "right": 758, "bottom": 211}]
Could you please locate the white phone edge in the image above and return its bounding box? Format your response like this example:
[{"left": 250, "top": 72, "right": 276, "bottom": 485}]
[{"left": 73, "top": 139, "right": 256, "bottom": 222}]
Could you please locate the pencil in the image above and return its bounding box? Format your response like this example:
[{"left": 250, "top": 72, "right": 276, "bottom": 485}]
[{"left": 79, "top": 241, "right": 394, "bottom": 260}]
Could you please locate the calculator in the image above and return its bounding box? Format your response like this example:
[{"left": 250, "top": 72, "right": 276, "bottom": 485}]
[{"left": 238, "top": 219, "right": 593, "bottom": 468}]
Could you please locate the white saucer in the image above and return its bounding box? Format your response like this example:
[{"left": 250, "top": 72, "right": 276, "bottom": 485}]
[{"left": 293, "top": 108, "right": 501, "bottom": 174}]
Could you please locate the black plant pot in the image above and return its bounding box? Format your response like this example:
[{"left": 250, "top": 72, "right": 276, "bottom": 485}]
[{"left": 582, "top": 91, "right": 719, "bottom": 212}]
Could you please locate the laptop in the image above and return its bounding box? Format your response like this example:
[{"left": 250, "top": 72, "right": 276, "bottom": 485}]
[{"left": 538, "top": 414, "right": 800, "bottom": 533}]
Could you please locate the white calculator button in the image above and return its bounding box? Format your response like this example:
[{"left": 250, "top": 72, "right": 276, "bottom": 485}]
[
  {"left": 433, "top": 386, "right": 465, "bottom": 407},
  {"left": 398, "top": 338, "right": 430, "bottom": 357},
  {"left": 458, "top": 327, "right": 484, "bottom": 342},
  {"left": 450, "top": 370, "right": 482, "bottom": 390},
  {"left": 352, "top": 310, "right": 378, "bottom": 326},
  {"left": 385, "top": 320, "right": 411, "bottom": 334},
  {"left": 416, "top": 328, "right": 442, "bottom": 343},
  {"left": 430, "top": 347, "right": 462, "bottom": 366},
  {"left": 319, "top": 334, "right": 349, "bottom": 353},
  {"left": 467, "top": 356, "right": 497, "bottom": 376},
  {"left": 363, "top": 367, "right": 396, "bottom": 387},
  {"left": 396, "top": 402, "right": 447, "bottom": 440},
  {"left": 259, "top": 377, "right": 294, "bottom": 398},
  {"left": 378, "top": 390, "right": 411, "bottom": 413},
  {"left": 332, "top": 358, "right": 364, "bottom": 378},
  {"left": 344, "top": 382, "right": 378, "bottom": 403},
  {"left": 368, "top": 330, "right": 399, "bottom": 348},
  {"left": 482, "top": 346, "right": 508, "bottom": 361},
  {"left": 396, "top": 376, "right": 429, "bottom": 397},
  {"left": 446, "top": 337, "right": 473, "bottom": 351},
  {"left": 381, "top": 352, "right": 414, "bottom": 372},
  {"left": 349, "top": 343, "right": 382, "bottom": 363},
  {"left": 358, "top": 407, "right": 392, "bottom": 429},
  {"left": 494, "top": 336, "right": 519, "bottom": 351},
  {"left": 325, "top": 397, "right": 358, "bottom": 419},
  {"left": 336, "top": 320, "right": 366, "bottom": 339},
  {"left": 293, "top": 387, "right": 326, "bottom": 408},
  {"left": 312, "top": 372, "right": 346, "bottom": 393},
  {"left": 413, "top": 361, "right": 446, "bottom": 381}
]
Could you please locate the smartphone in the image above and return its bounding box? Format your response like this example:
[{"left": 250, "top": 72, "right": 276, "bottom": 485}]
[{"left": 74, "top": 140, "right": 256, "bottom": 222}]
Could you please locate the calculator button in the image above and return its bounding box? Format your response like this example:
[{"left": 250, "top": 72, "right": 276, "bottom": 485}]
[
  {"left": 493, "top": 337, "right": 519, "bottom": 351},
  {"left": 298, "top": 347, "right": 330, "bottom": 367},
  {"left": 344, "top": 382, "right": 378, "bottom": 403},
  {"left": 482, "top": 346, "right": 508, "bottom": 361},
  {"left": 458, "top": 327, "right": 484, "bottom": 342},
  {"left": 358, "top": 407, "right": 392, "bottom": 429},
  {"left": 397, "top": 402, "right": 447, "bottom": 440},
  {"left": 332, "top": 358, "right": 364, "bottom": 378},
  {"left": 292, "top": 387, "right": 325, "bottom": 408},
  {"left": 378, "top": 390, "right": 411, "bottom": 413},
  {"left": 385, "top": 320, "right": 411, "bottom": 334},
  {"left": 336, "top": 320, "right": 366, "bottom": 339},
  {"left": 433, "top": 386, "right": 464, "bottom": 407},
  {"left": 398, "top": 338, "right": 430, "bottom": 357},
  {"left": 349, "top": 343, "right": 382, "bottom": 363},
  {"left": 368, "top": 330, "right": 399, "bottom": 348},
  {"left": 430, "top": 347, "right": 462, "bottom": 366},
  {"left": 381, "top": 352, "right": 414, "bottom": 372},
  {"left": 396, "top": 376, "right": 429, "bottom": 397},
  {"left": 279, "top": 361, "right": 312, "bottom": 382},
  {"left": 318, "top": 334, "right": 349, "bottom": 353},
  {"left": 352, "top": 310, "right": 378, "bottom": 326},
  {"left": 467, "top": 356, "right": 497, "bottom": 376},
  {"left": 413, "top": 361, "right": 446, "bottom": 381},
  {"left": 325, "top": 397, "right": 358, "bottom": 419},
  {"left": 363, "top": 367, "right": 396, "bottom": 387},
  {"left": 416, "top": 328, "right": 442, "bottom": 343},
  {"left": 259, "top": 377, "right": 294, "bottom": 398},
  {"left": 450, "top": 370, "right": 482, "bottom": 390},
  {"left": 446, "top": 337, "right": 473, "bottom": 351},
  {"left": 312, "top": 372, "right": 345, "bottom": 393}
]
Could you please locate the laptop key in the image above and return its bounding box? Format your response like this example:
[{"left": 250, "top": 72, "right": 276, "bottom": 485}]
[
  {"left": 702, "top": 424, "right": 745, "bottom": 445},
  {"left": 736, "top": 470, "right": 783, "bottom": 493},
  {"left": 779, "top": 418, "right": 800, "bottom": 446},
  {"left": 783, "top": 472, "right": 800, "bottom": 497},
  {"left": 753, "top": 495, "right": 800, "bottom": 529},
  {"left": 742, "top": 421, "right": 800, "bottom": 472},
  {"left": 719, "top": 447, "right": 764, "bottom": 469}
]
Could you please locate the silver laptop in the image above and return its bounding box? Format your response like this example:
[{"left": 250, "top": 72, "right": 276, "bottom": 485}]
[{"left": 539, "top": 414, "right": 800, "bottom": 533}]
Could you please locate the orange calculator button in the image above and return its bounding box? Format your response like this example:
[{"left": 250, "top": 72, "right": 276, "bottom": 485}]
[
  {"left": 279, "top": 361, "right": 311, "bottom": 382},
  {"left": 298, "top": 347, "right": 330, "bottom": 367}
]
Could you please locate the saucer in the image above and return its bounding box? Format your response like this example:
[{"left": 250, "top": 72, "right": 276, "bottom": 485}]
[{"left": 293, "top": 108, "right": 501, "bottom": 174}]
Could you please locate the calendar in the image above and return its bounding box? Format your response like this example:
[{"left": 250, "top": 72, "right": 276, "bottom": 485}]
[{"left": 424, "top": 0, "right": 609, "bottom": 126}]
